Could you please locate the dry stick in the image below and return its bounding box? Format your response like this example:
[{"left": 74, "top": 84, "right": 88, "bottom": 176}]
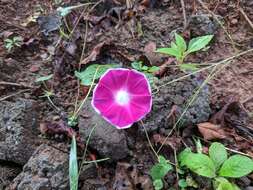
[
  {"left": 78, "top": 124, "right": 97, "bottom": 176},
  {"left": 196, "top": 0, "right": 237, "bottom": 51},
  {"left": 0, "top": 81, "right": 33, "bottom": 88},
  {"left": 140, "top": 120, "right": 176, "bottom": 166},
  {"left": 225, "top": 147, "right": 253, "bottom": 159},
  {"left": 180, "top": 0, "right": 187, "bottom": 30},
  {"left": 239, "top": 7, "right": 253, "bottom": 31},
  {"left": 196, "top": 135, "right": 253, "bottom": 158},
  {"left": 140, "top": 120, "right": 159, "bottom": 160},
  {"left": 154, "top": 48, "right": 253, "bottom": 92},
  {"left": 73, "top": 1, "right": 103, "bottom": 113},
  {"left": 156, "top": 63, "right": 220, "bottom": 154},
  {"left": 0, "top": 89, "right": 30, "bottom": 102}
]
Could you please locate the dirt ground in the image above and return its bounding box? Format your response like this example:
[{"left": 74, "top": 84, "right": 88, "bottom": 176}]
[{"left": 0, "top": 0, "right": 253, "bottom": 189}]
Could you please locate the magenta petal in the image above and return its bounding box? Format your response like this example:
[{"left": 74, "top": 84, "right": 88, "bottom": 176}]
[
  {"left": 92, "top": 68, "right": 152, "bottom": 129},
  {"left": 100, "top": 69, "right": 129, "bottom": 90},
  {"left": 127, "top": 71, "right": 151, "bottom": 96},
  {"left": 102, "top": 104, "right": 133, "bottom": 128},
  {"left": 92, "top": 85, "right": 114, "bottom": 113}
]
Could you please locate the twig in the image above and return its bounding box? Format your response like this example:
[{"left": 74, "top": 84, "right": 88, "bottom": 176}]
[
  {"left": 157, "top": 61, "right": 231, "bottom": 154},
  {"left": 0, "top": 89, "right": 30, "bottom": 101},
  {"left": 225, "top": 147, "right": 253, "bottom": 158},
  {"left": 239, "top": 7, "right": 253, "bottom": 31},
  {"left": 154, "top": 48, "right": 253, "bottom": 91},
  {"left": 180, "top": 0, "right": 187, "bottom": 30},
  {"left": 140, "top": 120, "right": 159, "bottom": 160},
  {"left": 196, "top": 0, "right": 237, "bottom": 51},
  {"left": 0, "top": 81, "right": 33, "bottom": 88}
]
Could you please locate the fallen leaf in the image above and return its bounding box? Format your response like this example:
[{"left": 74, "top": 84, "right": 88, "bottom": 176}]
[
  {"left": 140, "top": 41, "right": 163, "bottom": 66},
  {"left": 40, "top": 121, "right": 83, "bottom": 148},
  {"left": 81, "top": 41, "right": 111, "bottom": 65},
  {"left": 197, "top": 122, "right": 226, "bottom": 140},
  {"left": 153, "top": 134, "right": 182, "bottom": 150}
]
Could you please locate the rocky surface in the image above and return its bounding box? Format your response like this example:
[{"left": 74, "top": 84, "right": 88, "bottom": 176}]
[
  {"left": 79, "top": 99, "right": 129, "bottom": 161},
  {"left": 0, "top": 99, "right": 42, "bottom": 165},
  {"left": 0, "top": 163, "right": 22, "bottom": 189},
  {"left": 7, "top": 144, "right": 69, "bottom": 190},
  {"left": 187, "top": 13, "right": 219, "bottom": 37},
  {"left": 141, "top": 74, "right": 211, "bottom": 133}
]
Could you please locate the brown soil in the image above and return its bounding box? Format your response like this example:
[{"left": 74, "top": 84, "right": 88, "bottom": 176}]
[{"left": 0, "top": 0, "right": 253, "bottom": 189}]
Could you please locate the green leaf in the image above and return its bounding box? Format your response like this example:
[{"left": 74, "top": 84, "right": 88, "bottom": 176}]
[
  {"left": 148, "top": 66, "right": 159, "bottom": 73},
  {"left": 144, "top": 72, "right": 157, "bottom": 86},
  {"left": 209, "top": 142, "right": 228, "bottom": 170},
  {"left": 183, "top": 153, "right": 216, "bottom": 178},
  {"left": 4, "top": 39, "right": 13, "bottom": 43},
  {"left": 178, "top": 148, "right": 192, "bottom": 166},
  {"left": 131, "top": 61, "right": 143, "bottom": 71},
  {"left": 150, "top": 155, "right": 172, "bottom": 180},
  {"left": 156, "top": 47, "right": 181, "bottom": 58},
  {"left": 178, "top": 179, "right": 188, "bottom": 188},
  {"left": 153, "top": 179, "right": 163, "bottom": 190},
  {"left": 214, "top": 177, "right": 234, "bottom": 190},
  {"left": 35, "top": 74, "right": 53, "bottom": 83},
  {"left": 75, "top": 64, "right": 119, "bottom": 86},
  {"left": 179, "top": 63, "right": 200, "bottom": 72},
  {"left": 69, "top": 136, "right": 78, "bottom": 190},
  {"left": 187, "top": 35, "right": 213, "bottom": 54},
  {"left": 141, "top": 65, "right": 149, "bottom": 71},
  {"left": 175, "top": 33, "right": 187, "bottom": 52},
  {"left": 219, "top": 155, "right": 253, "bottom": 178}
]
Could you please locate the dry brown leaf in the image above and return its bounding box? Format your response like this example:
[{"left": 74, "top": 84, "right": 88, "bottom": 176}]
[
  {"left": 80, "top": 41, "right": 110, "bottom": 65},
  {"left": 153, "top": 134, "right": 182, "bottom": 150},
  {"left": 197, "top": 122, "right": 226, "bottom": 140}
]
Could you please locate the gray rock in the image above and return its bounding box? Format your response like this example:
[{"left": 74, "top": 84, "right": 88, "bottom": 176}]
[
  {"left": 141, "top": 74, "right": 211, "bottom": 132},
  {"left": 188, "top": 14, "right": 219, "bottom": 37},
  {"left": 37, "top": 15, "right": 61, "bottom": 36},
  {"left": 0, "top": 99, "right": 42, "bottom": 165},
  {"left": 7, "top": 144, "right": 69, "bottom": 190},
  {"left": 79, "top": 100, "right": 129, "bottom": 161},
  {"left": 245, "top": 187, "right": 253, "bottom": 190}
]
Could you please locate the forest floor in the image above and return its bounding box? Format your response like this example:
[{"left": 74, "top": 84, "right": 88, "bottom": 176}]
[{"left": 0, "top": 0, "right": 253, "bottom": 190}]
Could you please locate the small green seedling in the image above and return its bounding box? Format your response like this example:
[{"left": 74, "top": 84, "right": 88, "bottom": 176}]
[
  {"left": 156, "top": 34, "right": 213, "bottom": 66},
  {"left": 178, "top": 142, "right": 253, "bottom": 190},
  {"left": 4, "top": 36, "right": 23, "bottom": 52},
  {"left": 75, "top": 64, "right": 119, "bottom": 86},
  {"left": 150, "top": 155, "right": 173, "bottom": 190},
  {"left": 131, "top": 61, "right": 159, "bottom": 85}
]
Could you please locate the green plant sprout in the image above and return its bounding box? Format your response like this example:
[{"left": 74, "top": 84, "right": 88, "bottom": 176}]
[
  {"left": 150, "top": 155, "right": 173, "bottom": 190},
  {"left": 156, "top": 33, "right": 213, "bottom": 66},
  {"left": 75, "top": 64, "right": 119, "bottom": 86},
  {"left": 131, "top": 61, "right": 159, "bottom": 85},
  {"left": 178, "top": 142, "right": 253, "bottom": 190},
  {"left": 4, "top": 36, "right": 23, "bottom": 52},
  {"left": 36, "top": 74, "right": 60, "bottom": 111}
]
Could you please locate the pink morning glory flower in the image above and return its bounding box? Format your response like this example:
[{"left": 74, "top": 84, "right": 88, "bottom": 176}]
[{"left": 91, "top": 68, "right": 152, "bottom": 129}]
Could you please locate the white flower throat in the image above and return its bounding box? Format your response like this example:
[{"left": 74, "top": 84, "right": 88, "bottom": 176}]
[{"left": 115, "top": 90, "right": 130, "bottom": 105}]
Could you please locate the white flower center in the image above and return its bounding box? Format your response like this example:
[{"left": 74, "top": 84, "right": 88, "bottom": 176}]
[{"left": 115, "top": 90, "right": 130, "bottom": 105}]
